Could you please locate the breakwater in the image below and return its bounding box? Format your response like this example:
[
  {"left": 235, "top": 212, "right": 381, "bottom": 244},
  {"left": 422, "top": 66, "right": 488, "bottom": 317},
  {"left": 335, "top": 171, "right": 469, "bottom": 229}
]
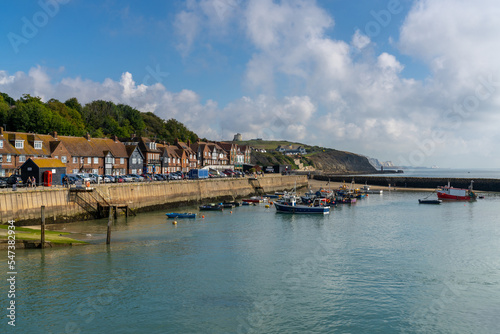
[
  {"left": 314, "top": 175, "right": 500, "bottom": 192},
  {"left": 0, "top": 175, "right": 307, "bottom": 225}
]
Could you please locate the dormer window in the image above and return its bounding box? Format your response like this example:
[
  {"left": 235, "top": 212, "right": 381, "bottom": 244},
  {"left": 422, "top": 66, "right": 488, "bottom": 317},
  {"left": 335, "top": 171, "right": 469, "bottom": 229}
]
[
  {"left": 148, "top": 142, "right": 157, "bottom": 150},
  {"left": 34, "top": 141, "right": 42, "bottom": 149},
  {"left": 15, "top": 140, "right": 24, "bottom": 149}
]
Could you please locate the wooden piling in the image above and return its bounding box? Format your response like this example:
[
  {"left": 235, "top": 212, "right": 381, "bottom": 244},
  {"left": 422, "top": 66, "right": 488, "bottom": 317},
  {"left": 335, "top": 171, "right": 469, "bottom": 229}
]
[
  {"left": 106, "top": 206, "right": 113, "bottom": 245},
  {"left": 41, "top": 205, "right": 45, "bottom": 248}
]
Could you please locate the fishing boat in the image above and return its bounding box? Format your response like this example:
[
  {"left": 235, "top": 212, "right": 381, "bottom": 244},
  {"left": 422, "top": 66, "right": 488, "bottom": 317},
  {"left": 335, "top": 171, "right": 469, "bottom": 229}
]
[
  {"left": 274, "top": 197, "right": 330, "bottom": 214},
  {"left": 437, "top": 181, "right": 477, "bottom": 200},
  {"left": 165, "top": 212, "right": 197, "bottom": 218},
  {"left": 199, "top": 204, "right": 223, "bottom": 211},
  {"left": 263, "top": 194, "right": 281, "bottom": 199},
  {"left": 223, "top": 201, "right": 241, "bottom": 207},
  {"left": 360, "top": 184, "right": 383, "bottom": 194}
]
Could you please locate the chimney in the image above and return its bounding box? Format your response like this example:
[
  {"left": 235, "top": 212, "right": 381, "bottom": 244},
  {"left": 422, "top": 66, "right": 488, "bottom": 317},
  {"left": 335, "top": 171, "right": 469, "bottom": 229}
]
[
  {"left": 131, "top": 133, "right": 136, "bottom": 139},
  {"left": 85, "top": 133, "right": 91, "bottom": 141},
  {"left": 196, "top": 138, "right": 201, "bottom": 143},
  {"left": 166, "top": 142, "right": 170, "bottom": 146},
  {"left": 174, "top": 138, "right": 179, "bottom": 145},
  {"left": 52, "top": 131, "right": 58, "bottom": 139},
  {"left": 187, "top": 139, "right": 191, "bottom": 146},
  {"left": 0, "top": 127, "right": 3, "bottom": 136},
  {"left": 111, "top": 135, "right": 118, "bottom": 142}
]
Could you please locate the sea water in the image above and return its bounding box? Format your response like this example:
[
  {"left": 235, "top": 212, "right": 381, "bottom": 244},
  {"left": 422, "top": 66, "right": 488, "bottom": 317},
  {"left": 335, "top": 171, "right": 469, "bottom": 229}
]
[{"left": 2, "top": 191, "right": 500, "bottom": 333}]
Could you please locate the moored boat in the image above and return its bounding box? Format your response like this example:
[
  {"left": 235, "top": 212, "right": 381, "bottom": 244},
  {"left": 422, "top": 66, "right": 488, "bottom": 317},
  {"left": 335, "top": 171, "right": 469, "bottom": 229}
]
[
  {"left": 199, "top": 204, "right": 223, "bottom": 211},
  {"left": 418, "top": 199, "right": 442, "bottom": 205},
  {"left": 274, "top": 197, "right": 330, "bottom": 214},
  {"left": 242, "top": 197, "right": 263, "bottom": 203},
  {"left": 437, "top": 181, "right": 476, "bottom": 200},
  {"left": 165, "top": 212, "right": 197, "bottom": 218}
]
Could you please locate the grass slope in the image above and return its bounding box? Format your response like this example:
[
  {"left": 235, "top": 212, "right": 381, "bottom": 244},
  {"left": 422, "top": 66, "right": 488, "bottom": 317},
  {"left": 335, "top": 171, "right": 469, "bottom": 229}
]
[{"left": 0, "top": 225, "right": 87, "bottom": 244}]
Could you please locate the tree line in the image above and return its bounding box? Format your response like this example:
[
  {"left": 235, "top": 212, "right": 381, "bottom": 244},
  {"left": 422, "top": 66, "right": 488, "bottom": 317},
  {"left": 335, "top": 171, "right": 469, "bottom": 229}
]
[{"left": 0, "top": 92, "right": 198, "bottom": 143}]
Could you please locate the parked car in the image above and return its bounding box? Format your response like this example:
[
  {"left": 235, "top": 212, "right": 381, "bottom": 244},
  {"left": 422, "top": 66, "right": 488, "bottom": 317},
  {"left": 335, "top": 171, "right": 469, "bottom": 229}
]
[
  {"left": 127, "top": 174, "right": 144, "bottom": 182},
  {"left": 6, "top": 175, "right": 25, "bottom": 187},
  {"left": 67, "top": 175, "right": 80, "bottom": 185},
  {"left": 102, "top": 175, "right": 115, "bottom": 183},
  {"left": 114, "top": 176, "right": 125, "bottom": 183},
  {"left": 121, "top": 175, "right": 134, "bottom": 182},
  {"left": 0, "top": 177, "right": 9, "bottom": 188}
]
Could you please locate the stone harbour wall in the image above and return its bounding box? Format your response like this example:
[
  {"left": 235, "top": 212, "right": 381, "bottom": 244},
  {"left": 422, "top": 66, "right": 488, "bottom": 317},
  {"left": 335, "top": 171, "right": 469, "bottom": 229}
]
[{"left": 0, "top": 175, "right": 307, "bottom": 225}]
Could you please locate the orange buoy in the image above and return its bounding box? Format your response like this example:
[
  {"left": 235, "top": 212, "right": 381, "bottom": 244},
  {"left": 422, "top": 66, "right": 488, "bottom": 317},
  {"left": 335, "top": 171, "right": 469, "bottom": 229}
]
[
  {"left": 202, "top": 215, "right": 205, "bottom": 219},
  {"left": 230, "top": 211, "right": 233, "bottom": 214},
  {"left": 172, "top": 221, "right": 177, "bottom": 225}
]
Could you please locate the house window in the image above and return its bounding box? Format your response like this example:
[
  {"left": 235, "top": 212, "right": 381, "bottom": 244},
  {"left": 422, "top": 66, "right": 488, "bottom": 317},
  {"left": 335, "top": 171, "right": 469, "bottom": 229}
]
[
  {"left": 19, "top": 155, "right": 26, "bottom": 162},
  {"left": 15, "top": 140, "right": 24, "bottom": 149},
  {"left": 106, "top": 157, "right": 114, "bottom": 164},
  {"left": 132, "top": 169, "right": 137, "bottom": 174},
  {"left": 34, "top": 141, "right": 42, "bottom": 149},
  {"left": 168, "top": 157, "right": 171, "bottom": 163},
  {"left": 87, "top": 157, "right": 91, "bottom": 164},
  {"left": 92, "top": 169, "right": 98, "bottom": 174},
  {"left": 73, "top": 157, "right": 78, "bottom": 163},
  {"left": 0, "top": 169, "right": 4, "bottom": 177},
  {"left": 177, "top": 158, "right": 180, "bottom": 163},
  {"left": 73, "top": 169, "right": 79, "bottom": 173},
  {"left": 138, "top": 158, "right": 142, "bottom": 164},
  {"left": 94, "top": 157, "right": 98, "bottom": 164},
  {"left": 132, "top": 158, "right": 137, "bottom": 164},
  {"left": 0, "top": 155, "right": 2, "bottom": 162},
  {"left": 120, "top": 158, "right": 125, "bottom": 164},
  {"left": 61, "top": 156, "right": 67, "bottom": 163},
  {"left": 6, "top": 155, "right": 11, "bottom": 163},
  {"left": 0, "top": 140, "right": 3, "bottom": 148}
]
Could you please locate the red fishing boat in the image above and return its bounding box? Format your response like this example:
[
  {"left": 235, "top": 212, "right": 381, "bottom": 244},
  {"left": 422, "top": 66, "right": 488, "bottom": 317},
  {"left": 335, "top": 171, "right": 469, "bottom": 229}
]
[{"left": 437, "top": 181, "right": 476, "bottom": 200}]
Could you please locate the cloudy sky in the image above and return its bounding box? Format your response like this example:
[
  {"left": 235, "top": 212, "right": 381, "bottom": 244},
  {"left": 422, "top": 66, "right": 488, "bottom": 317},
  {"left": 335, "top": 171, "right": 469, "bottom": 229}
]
[{"left": 1, "top": 0, "right": 500, "bottom": 168}]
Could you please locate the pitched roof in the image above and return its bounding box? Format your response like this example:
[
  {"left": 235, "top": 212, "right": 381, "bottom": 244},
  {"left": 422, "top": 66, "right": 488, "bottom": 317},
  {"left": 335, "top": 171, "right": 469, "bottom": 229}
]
[{"left": 29, "top": 158, "right": 66, "bottom": 168}]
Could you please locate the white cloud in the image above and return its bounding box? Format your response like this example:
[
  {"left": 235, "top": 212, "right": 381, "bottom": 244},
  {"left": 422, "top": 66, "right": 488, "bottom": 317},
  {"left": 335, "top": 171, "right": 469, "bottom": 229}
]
[
  {"left": 3, "top": 0, "right": 500, "bottom": 168},
  {"left": 351, "top": 29, "right": 370, "bottom": 50}
]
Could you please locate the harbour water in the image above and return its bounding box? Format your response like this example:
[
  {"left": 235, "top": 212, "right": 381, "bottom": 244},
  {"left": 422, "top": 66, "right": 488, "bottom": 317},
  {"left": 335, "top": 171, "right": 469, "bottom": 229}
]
[{"left": 3, "top": 191, "right": 500, "bottom": 333}]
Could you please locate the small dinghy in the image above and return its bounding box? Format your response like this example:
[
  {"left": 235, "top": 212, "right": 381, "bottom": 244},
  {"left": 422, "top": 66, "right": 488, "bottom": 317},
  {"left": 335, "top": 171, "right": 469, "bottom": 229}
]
[
  {"left": 166, "top": 213, "right": 196, "bottom": 218},
  {"left": 418, "top": 199, "right": 442, "bottom": 204}
]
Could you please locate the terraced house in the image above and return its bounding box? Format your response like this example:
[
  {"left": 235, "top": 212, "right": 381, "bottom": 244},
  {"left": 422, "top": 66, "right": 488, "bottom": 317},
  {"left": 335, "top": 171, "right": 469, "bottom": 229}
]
[
  {"left": 0, "top": 129, "right": 130, "bottom": 177},
  {"left": 0, "top": 128, "right": 250, "bottom": 178}
]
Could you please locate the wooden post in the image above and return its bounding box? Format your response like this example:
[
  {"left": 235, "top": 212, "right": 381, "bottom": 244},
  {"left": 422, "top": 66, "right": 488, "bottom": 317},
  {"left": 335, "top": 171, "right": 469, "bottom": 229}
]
[
  {"left": 125, "top": 205, "right": 128, "bottom": 217},
  {"left": 41, "top": 206, "right": 46, "bottom": 248},
  {"left": 106, "top": 206, "right": 113, "bottom": 245},
  {"left": 113, "top": 205, "right": 117, "bottom": 219}
]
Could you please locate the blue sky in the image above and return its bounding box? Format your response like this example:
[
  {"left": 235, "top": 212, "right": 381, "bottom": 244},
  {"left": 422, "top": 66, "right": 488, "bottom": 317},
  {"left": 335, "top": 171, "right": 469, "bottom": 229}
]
[{"left": 2, "top": 0, "right": 500, "bottom": 168}]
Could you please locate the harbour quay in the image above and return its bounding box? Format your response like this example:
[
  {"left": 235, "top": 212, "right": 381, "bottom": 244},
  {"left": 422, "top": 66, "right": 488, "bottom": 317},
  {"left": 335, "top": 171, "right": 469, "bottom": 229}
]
[{"left": 0, "top": 175, "right": 307, "bottom": 225}]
